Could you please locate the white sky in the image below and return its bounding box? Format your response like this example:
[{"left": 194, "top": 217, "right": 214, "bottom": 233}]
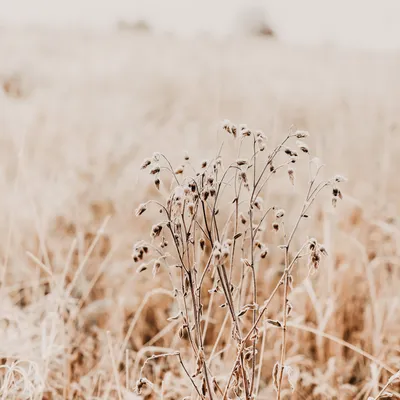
[{"left": 1, "top": 0, "right": 400, "bottom": 50}]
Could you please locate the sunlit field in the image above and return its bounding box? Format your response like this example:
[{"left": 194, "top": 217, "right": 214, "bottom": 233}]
[{"left": 1, "top": 29, "right": 400, "bottom": 399}]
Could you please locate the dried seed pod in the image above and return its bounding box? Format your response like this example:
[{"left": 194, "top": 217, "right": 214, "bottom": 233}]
[
  {"left": 308, "top": 238, "right": 317, "bottom": 250},
  {"left": 240, "top": 124, "right": 251, "bottom": 137},
  {"left": 240, "top": 171, "right": 248, "bottom": 183},
  {"left": 140, "top": 158, "right": 152, "bottom": 169},
  {"left": 254, "top": 240, "right": 263, "bottom": 249},
  {"left": 260, "top": 248, "right": 269, "bottom": 258},
  {"left": 202, "top": 190, "right": 210, "bottom": 201},
  {"left": 241, "top": 258, "right": 251, "bottom": 268},
  {"left": 236, "top": 158, "right": 248, "bottom": 166},
  {"left": 201, "top": 378, "right": 207, "bottom": 396},
  {"left": 152, "top": 152, "right": 160, "bottom": 162},
  {"left": 222, "top": 239, "right": 232, "bottom": 248},
  {"left": 201, "top": 160, "right": 208, "bottom": 168},
  {"left": 272, "top": 222, "right": 279, "bottom": 231},
  {"left": 222, "top": 119, "right": 231, "bottom": 132},
  {"left": 135, "top": 378, "right": 153, "bottom": 395},
  {"left": 237, "top": 302, "right": 259, "bottom": 317},
  {"left": 175, "top": 165, "right": 184, "bottom": 174},
  {"left": 188, "top": 182, "right": 196, "bottom": 192},
  {"left": 178, "top": 325, "right": 187, "bottom": 339},
  {"left": 135, "top": 203, "right": 147, "bottom": 217},
  {"left": 288, "top": 167, "right": 295, "bottom": 185},
  {"left": 167, "top": 312, "right": 181, "bottom": 322},
  {"left": 275, "top": 209, "right": 285, "bottom": 218},
  {"left": 284, "top": 148, "right": 296, "bottom": 156},
  {"left": 154, "top": 178, "right": 160, "bottom": 190},
  {"left": 188, "top": 202, "right": 195, "bottom": 215},
  {"left": 199, "top": 238, "right": 206, "bottom": 251},
  {"left": 319, "top": 245, "right": 328, "bottom": 256},
  {"left": 151, "top": 224, "right": 163, "bottom": 238},
  {"left": 213, "top": 248, "right": 221, "bottom": 262},
  {"left": 152, "top": 259, "right": 161, "bottom": 277},
  {"left": 136, "top": 264, "right": 147, "bottom": 273},
  {"left": 294, "top": 130, "right": 309, "bottom": 138},
  {"left": 334, "top": 174, "right": 347, "bottom": 183},
  {"left": 254, "top": 197, "right": 263, "bottom": 210},
  {"left": 296, "top": 140, "right": 309, "bottom": 153},
  {"left": 256, "top": 130, "right": 266, "bottom": 139},
  {"left": 240, "top": 213, "right": 247, "bottom": 225},
  {"left": 287, "top": 301, "right": 293, "bottom": 315},
  {"left": 150, "top": 166, "right": 160, "bottom": 175},
  {"left": 192, "top": 351, "right": 205, "bottom": 377},
  {"left": 267, "top": 319, "right": 282, "bottom": 328}
]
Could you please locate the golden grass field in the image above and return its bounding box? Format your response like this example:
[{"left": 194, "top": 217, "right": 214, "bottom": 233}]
[{"left": 1, "top": 29, "right": 400, "bottom": 399}]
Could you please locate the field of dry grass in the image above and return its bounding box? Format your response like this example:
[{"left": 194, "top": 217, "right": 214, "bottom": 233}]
[{"left": 1, "top": 29, "right": 400, "bottom": 399}]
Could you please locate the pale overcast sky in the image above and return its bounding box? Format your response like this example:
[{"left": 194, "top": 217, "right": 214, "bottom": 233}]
[{"left": 1, "top": 0, "right": 400, "bottom": 50}]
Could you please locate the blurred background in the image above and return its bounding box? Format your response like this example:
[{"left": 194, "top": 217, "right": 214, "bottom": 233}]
[{"left": 1, "top": 1, "right": 400, "bottom": 399}]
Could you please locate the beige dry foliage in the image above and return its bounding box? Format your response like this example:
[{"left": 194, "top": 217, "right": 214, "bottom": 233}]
[{"left": 0, "top": 29, "right": 400, "bottom": 399}]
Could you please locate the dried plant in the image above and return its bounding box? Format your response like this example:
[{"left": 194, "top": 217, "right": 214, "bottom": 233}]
[{"left": 134, "top": 121, "right": 347, "bottom": 399}]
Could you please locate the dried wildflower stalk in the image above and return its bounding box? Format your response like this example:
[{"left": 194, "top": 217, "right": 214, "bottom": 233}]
[
  {"left": 369, "top": 370, "right": 400, "bottom": 400},
  {"left": 134, "top": 121, "right": 345, "bottom": 399}
]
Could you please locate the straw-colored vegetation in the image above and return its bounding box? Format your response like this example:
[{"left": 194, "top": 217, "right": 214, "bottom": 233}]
[{"left": 0, "top": 29, "right": 400, "bottom": 399}]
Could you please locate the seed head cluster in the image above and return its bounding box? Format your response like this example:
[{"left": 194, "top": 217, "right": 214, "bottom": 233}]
[{"left": 134, "top": 120, "right": 346, "bottom": 399}]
